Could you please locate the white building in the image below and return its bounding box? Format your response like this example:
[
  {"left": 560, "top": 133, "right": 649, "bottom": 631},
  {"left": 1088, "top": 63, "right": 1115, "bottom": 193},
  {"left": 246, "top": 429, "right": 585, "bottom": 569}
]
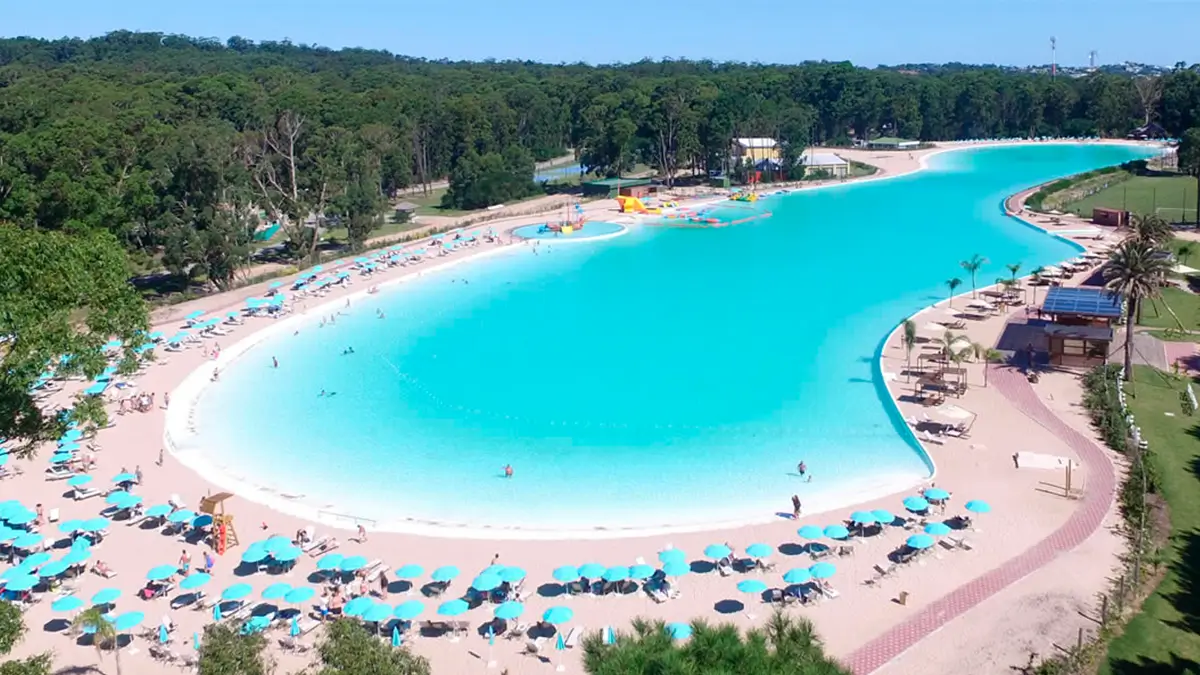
[{"left": 798, "top": 151, "right": 850, "bottom": 178}]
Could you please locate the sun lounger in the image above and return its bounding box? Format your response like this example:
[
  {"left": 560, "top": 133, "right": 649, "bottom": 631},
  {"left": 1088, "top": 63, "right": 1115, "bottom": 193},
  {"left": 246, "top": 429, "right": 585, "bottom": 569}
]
[
  {"left": 297, "top": 618, "right": 320, "bottom": 635},
  {"left": 300, "top": 535, "right": 329, "bottom": 553},
  {"left": 45, "top": 465, "right": 73, "bottom": 480},
  {"left": 363, "top": 560, "right": 387, "bottom": 582},
  {"left": 819, "top": 583, "right": 840, "bottom": 599},
  {"left": 307, "top": 538, "right": 339, "bottom": 557},
  {"left": 506, "top": 622, "right": 529, "bottom": 641},
  {"left": 525, "top": 638, "right": 544, "bottom": 655},
  {"left": 648, "top": 587, "right": 668, "bottom": 603},
  {"left": 716, "top": 558, "right": 733, "bottom": 576},
  {"left": 564, "top": 625, "right": 583, "bottom": 648},
  {"left": 72, "top": 487, "right": 101, "bottom": 500}
]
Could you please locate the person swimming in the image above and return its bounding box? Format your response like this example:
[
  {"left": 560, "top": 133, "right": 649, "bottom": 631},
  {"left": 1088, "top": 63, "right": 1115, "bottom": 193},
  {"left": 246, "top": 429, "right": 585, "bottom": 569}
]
[
  {"left": 503, "top": 464, "right": 513, "bottom": 478},
  {"left": 342, "top": 347, "right": 355, "bottom": 355}
]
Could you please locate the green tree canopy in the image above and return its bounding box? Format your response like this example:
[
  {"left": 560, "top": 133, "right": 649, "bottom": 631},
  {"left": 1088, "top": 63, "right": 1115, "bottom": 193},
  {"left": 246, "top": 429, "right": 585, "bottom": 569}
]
[
  {"left": 0, "top": 602, "right": 50, "bottom": 675},
  {"left": 0, "top": 225, "right": 147, "bottom": 446},
  {"left": 581, "top": 613, "right": 849, "bottom": 675},
  {"left": 304, "top": 619, "right": 429, "bottom": 675},
  {"left": 197, "top": 623, "right": 273, "bottom": 675}
]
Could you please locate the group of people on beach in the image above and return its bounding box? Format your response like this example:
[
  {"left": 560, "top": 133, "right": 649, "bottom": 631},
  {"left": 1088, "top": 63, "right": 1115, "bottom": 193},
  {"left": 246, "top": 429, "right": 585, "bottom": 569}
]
[{"left": 118, "top": 391, "right": 158, "bottom": 414}]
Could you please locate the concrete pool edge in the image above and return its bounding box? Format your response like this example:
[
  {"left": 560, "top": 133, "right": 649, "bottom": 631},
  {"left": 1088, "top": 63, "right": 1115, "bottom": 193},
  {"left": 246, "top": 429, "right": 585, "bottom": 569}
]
[{"left": 165, "top": 141, "right": 1156, "bottom": 541}]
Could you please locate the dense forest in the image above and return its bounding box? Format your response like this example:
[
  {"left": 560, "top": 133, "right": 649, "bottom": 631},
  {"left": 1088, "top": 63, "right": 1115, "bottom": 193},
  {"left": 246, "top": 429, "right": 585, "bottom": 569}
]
[{"left": 2, "top": 32, "right": 1200, "bottom": 287}]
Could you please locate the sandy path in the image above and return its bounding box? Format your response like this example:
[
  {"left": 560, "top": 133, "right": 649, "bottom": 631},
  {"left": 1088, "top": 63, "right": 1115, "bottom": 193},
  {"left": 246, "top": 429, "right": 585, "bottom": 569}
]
[{"left": 0, "top": 140, "right": 1153, "bottom": 675}]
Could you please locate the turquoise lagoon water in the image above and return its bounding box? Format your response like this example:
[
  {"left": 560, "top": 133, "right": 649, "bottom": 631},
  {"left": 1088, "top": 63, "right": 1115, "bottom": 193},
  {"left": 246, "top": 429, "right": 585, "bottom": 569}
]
[{"left": 187, "top": 144, "right": 1152, "bottom": 534}]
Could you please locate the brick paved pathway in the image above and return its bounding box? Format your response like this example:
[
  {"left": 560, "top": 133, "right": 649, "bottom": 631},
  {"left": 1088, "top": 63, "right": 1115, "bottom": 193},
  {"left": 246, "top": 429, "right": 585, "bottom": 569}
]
[{"left": 845, "top": 365, "right": 1117, "bottom": 673}]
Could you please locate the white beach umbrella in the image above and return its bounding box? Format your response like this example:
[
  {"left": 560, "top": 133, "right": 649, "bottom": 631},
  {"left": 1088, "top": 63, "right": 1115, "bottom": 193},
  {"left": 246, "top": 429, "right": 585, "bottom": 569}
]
[
  {"left": 920, "top": 322, "right": 948, "bottom": 333},
  {"left": 933, "top": 403, "right": 974, "bottom": 420}
]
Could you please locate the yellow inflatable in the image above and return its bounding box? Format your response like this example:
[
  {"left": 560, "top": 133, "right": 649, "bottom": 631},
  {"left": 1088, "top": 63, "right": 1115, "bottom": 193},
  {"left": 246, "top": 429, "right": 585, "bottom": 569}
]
[{"left": 617, "top": 195, "right": 661, "bottom": 214}]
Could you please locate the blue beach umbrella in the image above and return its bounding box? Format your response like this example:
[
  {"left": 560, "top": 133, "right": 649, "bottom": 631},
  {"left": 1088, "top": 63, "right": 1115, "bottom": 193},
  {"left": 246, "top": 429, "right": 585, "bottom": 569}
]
[
  {"left": 906, "top": 534, "right": 935, "bottom": 550},
  {"left": 167, "top": 510, "right": 195, "bottom": 524},
  {"left": 471, "top": 573, "right": 502, "bottom": 592},
  {"left": 184, "top": 310, "right": 204, "bottom": 321},
  {"left": 657, "top": 549, "right": 686, "bottom": 565},
  {"left": 924, "top": 522, "right": 952, "bottom": 536},
  {"left": 603, "top": 566, "right": 630, "bottom": 582},
  {"left": 604, "top": 626, "right": 616, "bottom": 645},
  {"left": 180, "top": 573, "right": 211, "bottom": 591},
  {"left": 850, "top": 511, "right": 878, "bottom": 525},
  {"left": 629, "top": 564, "right": 655, "bottom": 580},
  {"left": 241, "top": 545, "right": 269, "bottom": 564},
  {"left": 924, "top": 487, "right": 951, "bottom": 501},
  {"left": 290, "top": 618, "right": 300, "bottom": 637},
  {"left": 552, "top": 566, "right": 579, "bottom": 582},
  {"left": 111, "top": 473, "right": 136, "bottom": 484},
  {"left": 191, "top": 514, "right": 213, "bottom": 528},
  {"left": 809, "top": 563, "right": 836, "bottom": 579},
  {"left": 392, "top": 625, "right": 402, "bottom": 648},
  {"left": 62, "top": 548, "right": 92, "bottom": 566},
  {"left": 783, "top": 568, "right": 812, "bottom": 585},
  {"left": 49, "top": 453, "right": 73, "bottom": 465},
  {"left": 437, "top": 599, "right": 469, "bottom": 617},
  {"left": 221, "top": 583, "right": 253, "bottom": 601},
  {"left": 577, "top": 563, "right": 606, "bottom": 579},
  {"left": 52, "top": 595, "right": 84, "bottom": 612},
  {"left": 394, "top": 564, "right": 424, "bottom": 579},
  {"left": 5, "top": 509, "right": 36, "bottom": 525},
  {"left": 340, "top": 556, "right": 368, "bottom": 572},
  {"left": 12, "top": 532, "right": 44, "bottom": 549},
  {"left": 393, "top": 600, "right": 424, "bottom": 620},
  {"left": 965, "top": 500, "right": 992, "bottom": 514},
  {"left": 704, "top": 544, "right": 732, "bottom": 559},
  {"left": 362, "top": 603, "right": 393, "bottom": 623},
  {"left": 113, "top": 611, "right": 145, "bottom": 632},
  {"left": 80, "top": 517, "right": 110, "bottom": 532},
  {"left": 145, "top": 504, "right": 173, "bottom": 519},
  {"left": 146, "top": 565, "right": 178, "bottom": 582},
  {"left": 345, "top": 595, "right": 372, "bottom": 619},
  {"left": 666, "top": 622, "right": 693, "bottom": 640},
  {"left": 737, "top": 579, "right": 767, "bottom": 594},
  {"left": 284, "top": 587, "right": 314, "bottom": 605},
  {"left": 268, "top": 281, "right": 284, "bottom": 289},
  {"left": 3, "top": 573, "right": 38, "bottom": 592},
  {"left": 61, "top": 429, "right": 83, "bottom": 442},
  {"left": 272, "top": 546, "right": 301, "bottom": 562},
  {"left": 23, "top": 552, "right": 51, "bottom": 568},
  {"left": 873, "top": 509, "right": 897, "bottom": 525},
  {"left": 261, "top": 583, "right": 292, "bottom": 600},
  {"left": 746, "top": 543, "right": 774, "bottom": 558},
  {"left": 479, "top": 564, "right": 505, "bottom": 576},
  {"left": 67, "top": 474, "right": 93, "bottom": 487},
  {"left": 430, "top": 565, "right": 460, "bottom": 583},
  {"left": 0, "top": 527, "right": 18, "bottom": 543},
  {"left": 542, "top": 606, "right": 573, "bottom": 625},
  {"left": 160, "top": 624, "right": 169, "bottom": 644},
  {"left": 903, "top": 496, "right": 930, "bottom": 513},
  {"left": 823, "top": 525, "right": 850, "bottom": 540},
  {"left": 213, "top": 604, "right": 222, "bottom": 622},
  {"left": 316, "top": 554, "right": 344, "bottom": 572},
  {"left": 797, "top": 525, "right": 824, "bottom": 540},
  {"left": 499, "top": 566, "right": 526, "bottom": 583},
  {"left": 262, "top": 535, "right": 292, "bottom": 553},
  {"left": 91, "top": 588, "right": 121, "bottom": 605},
  {"left": 662, "top": 561, "right": 690, "bottom": 577}
]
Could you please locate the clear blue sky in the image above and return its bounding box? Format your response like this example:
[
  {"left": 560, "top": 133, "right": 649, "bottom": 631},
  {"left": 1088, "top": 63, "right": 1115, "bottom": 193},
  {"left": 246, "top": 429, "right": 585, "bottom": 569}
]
[{"left": 5, "top": 0, "right": 1197, "bottom": 67}]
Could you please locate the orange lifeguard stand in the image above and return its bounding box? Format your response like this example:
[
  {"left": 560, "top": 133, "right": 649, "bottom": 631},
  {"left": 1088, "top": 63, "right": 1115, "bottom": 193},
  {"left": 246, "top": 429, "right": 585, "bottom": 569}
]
[{"left": 199, "top": 492, "right": 239, "bottom": 555}]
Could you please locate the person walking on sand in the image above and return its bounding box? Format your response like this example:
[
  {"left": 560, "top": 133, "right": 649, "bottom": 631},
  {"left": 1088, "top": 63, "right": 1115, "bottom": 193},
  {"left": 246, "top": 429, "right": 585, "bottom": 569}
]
[
  {"left": 797, "top": 461, "right": 807, "bottom": 478},
  {"left": 791, "top": 495, "right": 802, "bottom": 520},
  {"left": 272, "top": 356, "right": 278, "bottom": 369},
  {"left": 157, "top": 448, "right": 164, "bottom": 467},
  {"left": 203, "top": 551, "right": 214, "bottom": 574},
  {"left": 357, "top": 524, "right": 367, "bottom": 543},
  {"left": 378, "top": 571, "right": 389, "bottom": 597}
]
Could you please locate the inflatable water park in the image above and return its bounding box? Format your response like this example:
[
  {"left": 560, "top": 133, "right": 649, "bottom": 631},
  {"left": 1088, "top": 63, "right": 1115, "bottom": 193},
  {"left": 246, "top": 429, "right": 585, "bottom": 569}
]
[{"left": 618, "top": 191, "right": 771, "bottom": 228}]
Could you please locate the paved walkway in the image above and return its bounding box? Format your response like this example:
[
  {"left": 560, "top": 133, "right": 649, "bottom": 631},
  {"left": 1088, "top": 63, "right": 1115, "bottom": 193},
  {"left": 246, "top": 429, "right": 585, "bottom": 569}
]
[{"left": 846, "top": 365, "right": 1117, "bottom": 674}]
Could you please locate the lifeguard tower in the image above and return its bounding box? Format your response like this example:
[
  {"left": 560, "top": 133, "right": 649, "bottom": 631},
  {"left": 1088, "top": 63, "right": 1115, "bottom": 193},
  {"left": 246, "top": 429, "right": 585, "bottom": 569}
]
[{"left": 199, "top": 492, "right": 240, "bottom": 555}]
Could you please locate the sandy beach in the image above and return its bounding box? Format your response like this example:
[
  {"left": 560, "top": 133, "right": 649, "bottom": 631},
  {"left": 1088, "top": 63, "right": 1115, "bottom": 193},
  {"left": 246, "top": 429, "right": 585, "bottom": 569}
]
[{"left": 1, "top": 140, "right": 1153, "bottom": 674}]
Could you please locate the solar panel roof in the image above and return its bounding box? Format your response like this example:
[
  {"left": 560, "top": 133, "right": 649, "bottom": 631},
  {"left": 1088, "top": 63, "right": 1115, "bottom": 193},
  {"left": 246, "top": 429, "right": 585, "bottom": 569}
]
[{"left": 1041, "top": 286, "right": 1123, "bottom": 318}]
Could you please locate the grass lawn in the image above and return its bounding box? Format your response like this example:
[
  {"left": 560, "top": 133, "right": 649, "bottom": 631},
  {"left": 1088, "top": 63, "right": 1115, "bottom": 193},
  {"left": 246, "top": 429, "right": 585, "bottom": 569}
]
[
  {"left": 1145, "top": 329, "right": 1200, "bottom": 344},
  {"left": 1064, "top": 173, "right": 1197, "bottom": 222},
  {"left": 1138, "top": 287, "right": 1200, "bottom": 331},
  {"left": 1101, "top": 365, "right": 1200, "bottom": 673}
]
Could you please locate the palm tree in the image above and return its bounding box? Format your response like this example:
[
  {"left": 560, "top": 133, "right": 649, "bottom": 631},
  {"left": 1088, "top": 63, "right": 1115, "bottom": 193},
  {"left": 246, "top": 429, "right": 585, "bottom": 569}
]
[
  {"left": 1104, "top": 239, "right": 1172, "bottom": 380},
  {"left": 945, "top": 278, "right": 963, "bottom": 307},
  {"left": 1131, "top": 213, "right": 1172, "bottom": 246},
  {"left": 960, "top": 254, "right": 988, "bottom": 298},
  {"left": 1006, "top": 262, "right": 1022, "bottom": 283},
  {"left": 901, "top": 319, "right": 918, "bottom": 382},
  {"left": 971, "top": 343, "right": 1005, "bottom": 388},
  {"left": 73, "top": 606, "right": 121, "bottom": 675},
  {"left": 1180, "top": 242, "right": 1195, "bottom": 266},
  {"left": 1030, "top": 266, "right": 1046, "bottom": 306},
  {"left": 581, "top": 613, "right": 850, "bottom": 675}
]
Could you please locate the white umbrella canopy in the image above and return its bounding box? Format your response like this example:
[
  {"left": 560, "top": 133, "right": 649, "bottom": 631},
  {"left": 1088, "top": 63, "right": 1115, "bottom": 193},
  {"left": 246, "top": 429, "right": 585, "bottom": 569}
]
[
  {"left": 933, "top": 403, "right": 975, "bottom": 420},
  {"left": 920, "top": 322, "right": 948, "bottom": 333}
]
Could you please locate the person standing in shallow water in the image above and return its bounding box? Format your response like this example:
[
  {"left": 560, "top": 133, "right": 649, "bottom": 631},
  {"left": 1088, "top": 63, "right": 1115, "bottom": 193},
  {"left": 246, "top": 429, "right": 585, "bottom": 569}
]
[{"left": 792, "top": 495, "right": 802, "bottom": 520}]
